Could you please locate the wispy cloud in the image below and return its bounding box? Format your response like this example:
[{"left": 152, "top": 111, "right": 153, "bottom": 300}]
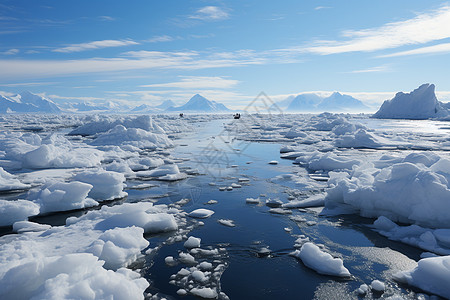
[
  {"left": 140, "top": 76, "right": 239, "bottom": 89},
  {"left": 380, "top": 42, "right": 450, "bottom": 57},
  {"left": 305, "top": 5, "right": 450, "bottom": 55},
  {"left": 146, "top": 35, "right": 175, "bottom": 43},
  {"left": 53, "top": 39, "right": 139, "bottom": 53},
  {"left": 189, "top": 6, "right": 229, "bottom": 21},
  {"left": 315, "top": 6, "right": 331, "bottom": 10},
  {"left": 0, "top": 48, "right": 19, "bottom": 55},
  {"left": 347, "top": 65, "right": 390, "bottom": 73},
  {"left": 0, "top": 45, "right": 306, "bottom": 80},
  {"left": 0, "top": 81, "right": 57, "bottom": 87},
  {"left": 98, "top": 16, "right": 115, "bottom": 21}
]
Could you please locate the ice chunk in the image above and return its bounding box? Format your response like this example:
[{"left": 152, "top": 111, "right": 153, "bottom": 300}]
[
  {"left": 394, "top": 256, "right": 450, "bottom": 299},
  {"left": 292, "top": 242, "right": 351, "bottom": 277},
  {"left": 184, "top": 236, "right": 201, "bottom": 248},
  {"left": 136, "top": 164, "right": 187, "bottom": 181},
  {"left": 30, "top": 181, "right": 98, "bottom": 214},
  {"left": 0, "top": 167, "right": 30, "bottom": 192},
  {"left": 91, "top": 125, "right": 173, "bottom": 149},
  {"left": 73, "top": 169, "right": 127, "bottom": 201},
  {"left": 370, "top": 280, "right": 385, "bottom": 292},
  {"left": 12, "top": 221, "right": 50, "bottom": 233},
  {"left": 0, "top": 253, "right": 149, "bottom": 300},
  {"left": 218, "top": 219, "right": 236, "bottom": 227},
  {"left": 89, "top": 226, "right": 149, "bottom": 270},
  {"left": 188, "top": 209, "right": 214, "bottom": 219},
  {"left": 190, "top": 287, "right": 218, "bottom": 299},
  {"left": 0, "top": 200, "right": 40, "bottom": 226}
]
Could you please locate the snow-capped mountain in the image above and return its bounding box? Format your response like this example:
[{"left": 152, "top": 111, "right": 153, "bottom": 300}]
[
  {"left": 286, "top": 93, "right": 323, "bottom": 112},
  {"left": 317, "top": 92, "right": 370, "bottom": 112},
  {"left": 373, "top": 83, "right": 448, "bottom": 120},
  {"left": 166, "top": 94, "right": 230, "bottom": 112},
  {"left": 155, "top": 100, "right": 175, "bottom": 110},
  {"left": 0, "top": 91, "right": 61, "bottom": 113},
  {"left": 278, "top": 92, "right": 369, "bottom": 113},
  {"left": 129, "top": 104, "right": 158, "bottom": 113}
]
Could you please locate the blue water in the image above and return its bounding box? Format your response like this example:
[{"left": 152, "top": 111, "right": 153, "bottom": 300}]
[{"left": 139, "top": 119, "right": 423, "bottom": 299}]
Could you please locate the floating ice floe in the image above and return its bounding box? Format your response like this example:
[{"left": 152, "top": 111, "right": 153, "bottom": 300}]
[
  {"left": 20, "top": 134, "right": 103, "bottom": 169},
  {"left": 394, "top": 255, "right": 450, "bottom": 299},
  {"left": 0, "top": 199, "right": 40, "bottom": 226},
  {"left": 73, "top": 169, "right": 127, "bottom": 201},
  {"left": 29, "top": 181, "right": 98, "bottom": 214},
  {"left": 0, "top": 253, "right": 149, "bottom": 300},
  {"left": 188, "top": 209, "right": 215, "bottom": 219},
  {"left": 0, "top": 167, "right": 30, "bottom": 192},
  {"left": 0, "top": 201, "right": 181, "bottom": 299},
  {"left": 323, "top": 153, "right": 450, "bottom": 228},
  {"left": 218, "top": 219, "right": 235, "bottom": 227},
  {"left": 184, "top": 236, "right": 201, "bottom": 248},
  {"left": 291, "top": 242, "right": 351, "bottom": 277},
  {"left": 69, "top": 115, "right": 166, "bottom": 136},
  {"left": 91, "top": 125, "right": 173, "bottom": 150},
  {"left": 12, "top": 221, "right": 50, "bottom": 233},
  {"left": 136, "top": 164, "right": 187, "bottom": 181}
]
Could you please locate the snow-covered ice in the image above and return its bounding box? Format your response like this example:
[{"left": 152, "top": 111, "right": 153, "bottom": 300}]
[{"left": 291, "top": 242, "right": 351, "bottom": 277}]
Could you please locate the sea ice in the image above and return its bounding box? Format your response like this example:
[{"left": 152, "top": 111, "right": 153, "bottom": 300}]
[
  {"left": 0, "top": 199, "right": 40, "bottom": 226},
  {"left": 188, "top": 209, "right": 215, "bottom": 219},
  {"left": 291, "top": 242, "right": 351, "bottom": 277}
]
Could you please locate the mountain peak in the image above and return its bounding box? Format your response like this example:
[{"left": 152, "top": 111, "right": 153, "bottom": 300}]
[{"left": 166, "top": 94, "right": 230, "bottom": 112}]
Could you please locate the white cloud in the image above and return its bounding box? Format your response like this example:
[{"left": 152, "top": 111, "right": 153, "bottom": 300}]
[
  {"left": 189, "top": 6, "right": 229, "bottom": 21},
  {"left": 0, "top": 48, "right": 268, "bottom": 80},
  {"left": 0, "top": 81, "right": 57, "bottom": 87},
  {"left": 347, "top": 65, "right": 390, "bottom": 73},
  {"left": 315, "top": 6, "right": 331, "bottom": 10},
  {"left": 380, "top": 42, "right": 450, "bottom": 57},
  {"left": 98, "top": 16, "right": 115, "bottom": 21},
  {"left": 306, "top": 5, "right": 450, "bottom": 55},
  {"left": 141, "top": 76, "right": 240, "bottom": 89},
  {"left": 53, "top": 39, "right": 139, "bottom": 53},
  {"left": 0, "top": 48, "right": 19, "bottom": 55},
  {"left": 147, "top": 35, "right": 175, "bottom": 43}
]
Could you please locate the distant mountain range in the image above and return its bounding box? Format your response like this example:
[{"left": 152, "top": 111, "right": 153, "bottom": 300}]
[
  {"left": 0, "top": 92, "right": 230, "bottom": 114},
  {"left": 0, "top": 91, "right": 61, "bottom": 113},
  {"left": 279, "top": 92, "right": 370, "bottom": 113}
]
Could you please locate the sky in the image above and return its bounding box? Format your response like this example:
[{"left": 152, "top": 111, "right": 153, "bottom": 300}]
[{"left": 1, "top": 0, "right": 450, "bottom": 110}]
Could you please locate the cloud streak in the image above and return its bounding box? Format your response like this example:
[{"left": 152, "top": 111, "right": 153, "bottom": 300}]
[
  {"left": 140, "top": 76, "right": 239, "bottom": 89},
  {"left": 53, "top": 39, "right": 139, "bottom": 53},
  {"left": 380, "top": 42, "right": 450, "bottom": 57},
  {"left": 305, "top": 5, "right": 450, "bottom": 55}
]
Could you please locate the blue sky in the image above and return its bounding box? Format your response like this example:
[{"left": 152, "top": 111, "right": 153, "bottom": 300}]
[{"left": 1, "top": 0, "right": 450, "bottom": 109}]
